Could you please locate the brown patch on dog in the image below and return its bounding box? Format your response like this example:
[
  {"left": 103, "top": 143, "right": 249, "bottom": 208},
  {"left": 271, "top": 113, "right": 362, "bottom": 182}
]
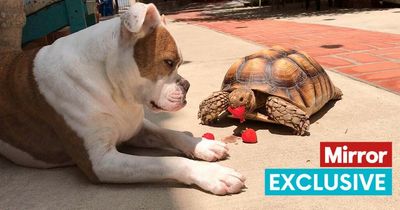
[
  {"left": 0, "top": 49, "right": 99, "bottom": 182},
  {"left": 134, "top": 25, "right": 182, "bottom": 81}
]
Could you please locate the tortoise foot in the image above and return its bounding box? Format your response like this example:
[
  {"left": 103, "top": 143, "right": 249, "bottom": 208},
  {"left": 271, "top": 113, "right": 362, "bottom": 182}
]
[
  {"left": 332, "top": 86, "right": 343, "bottom": 100},
  {"left": 266, "top": 96, "right": 310, "bottom": 135},
  {"left": 198, "top": 91, "right": 230, "bottom": 125}
]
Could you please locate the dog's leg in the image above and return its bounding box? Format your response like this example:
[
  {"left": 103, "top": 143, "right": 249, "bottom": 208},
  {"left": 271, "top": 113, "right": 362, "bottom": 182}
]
[
  {"left": 127, "top": 119, "right": 229, "bottom": 162},
  {"left": 90, "top": 142, "right": 245, "bottom": 195}
]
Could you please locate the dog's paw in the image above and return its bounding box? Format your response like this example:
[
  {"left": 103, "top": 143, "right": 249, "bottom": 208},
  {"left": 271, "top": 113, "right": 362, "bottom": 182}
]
[
  {"left": 193, "top": 139, "right": 229, "bottom": 162},
  {"left": 189, "top": 162, "right": 246, "bottom": 195}
]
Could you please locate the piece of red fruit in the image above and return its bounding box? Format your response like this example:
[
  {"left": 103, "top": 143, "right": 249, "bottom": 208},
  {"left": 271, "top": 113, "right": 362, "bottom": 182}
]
[
  {"left": 241, "top": 128, "right": 257, "bottom": 143},
  {"left": 202, "top": 132, "right": 215, "bottom": 140},
  {"left": 227, "top": 106, "right": 246, "bottom": 123}
]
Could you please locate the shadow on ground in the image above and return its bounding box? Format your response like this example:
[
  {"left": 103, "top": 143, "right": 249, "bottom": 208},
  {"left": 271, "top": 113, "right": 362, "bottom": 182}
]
[
  {"left": 203, "top": 99, "right": 339, "bottom": 136},
  {"left": 166, "top": 1, "right": 397, "bottom": 22},
  {"left": 0, "top": 146, "right": 187, "bottom": 209}
]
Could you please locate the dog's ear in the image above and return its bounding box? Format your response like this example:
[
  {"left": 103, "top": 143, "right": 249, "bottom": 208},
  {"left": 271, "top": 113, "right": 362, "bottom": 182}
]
[{"left": 121, "top": 3, "right": 161, "bottom": 36}]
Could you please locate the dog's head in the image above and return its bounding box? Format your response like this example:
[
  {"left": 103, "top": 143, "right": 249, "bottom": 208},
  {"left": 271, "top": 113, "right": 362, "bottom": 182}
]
[{"left": 118, "top": 2, "right": 189, "bottom": 112}]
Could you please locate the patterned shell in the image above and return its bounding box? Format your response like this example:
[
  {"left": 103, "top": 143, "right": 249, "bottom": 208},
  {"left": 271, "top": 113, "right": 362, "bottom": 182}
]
[{"left": 221, "top": 46, "right": 337, "bottom": 111}]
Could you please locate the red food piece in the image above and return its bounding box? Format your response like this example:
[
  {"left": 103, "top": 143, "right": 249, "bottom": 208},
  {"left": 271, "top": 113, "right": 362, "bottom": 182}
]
[
  {"left": 202, "top": 132, "right": 215, "bottom": 140},
  {"left": 227, "top": 106, "right": 246, "bottom": 123},
  {"left": 241, "top": 128, "right": 257, "bottom": 143}
]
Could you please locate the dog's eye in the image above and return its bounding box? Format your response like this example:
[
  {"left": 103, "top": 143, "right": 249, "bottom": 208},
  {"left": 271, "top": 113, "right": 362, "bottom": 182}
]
[{"left": 164, "top": 59, "right": 174, "bottom": 68}]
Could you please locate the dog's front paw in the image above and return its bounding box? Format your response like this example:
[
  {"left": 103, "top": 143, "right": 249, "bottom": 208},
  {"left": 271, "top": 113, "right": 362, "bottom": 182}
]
[
  {"left": 189, "top": 162, "right": 246, "bottom": 195},
  {"left": 193, "top": 139, "right": 229, "bottom": 162}
]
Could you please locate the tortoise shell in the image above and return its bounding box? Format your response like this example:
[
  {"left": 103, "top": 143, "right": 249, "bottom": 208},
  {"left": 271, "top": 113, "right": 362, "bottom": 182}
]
[{"left": 221, "top": 46, "right": 337, "bottom": 114}]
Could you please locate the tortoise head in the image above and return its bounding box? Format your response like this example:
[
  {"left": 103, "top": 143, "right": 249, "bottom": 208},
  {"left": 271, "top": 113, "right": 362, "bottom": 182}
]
[{"left": 228, "top": 87, "right": 256, "bottom": 113}]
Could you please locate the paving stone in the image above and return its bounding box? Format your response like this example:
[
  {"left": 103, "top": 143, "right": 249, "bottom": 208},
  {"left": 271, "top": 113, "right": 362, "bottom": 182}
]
[
  {"left": 357, "top": 69, "right": 400, "bottom": 82},
  {"left": 376, "top": 78, "right": 400, "bottom": 93},
  {"left": 385, "top": 52, "right": 400, "bottom": 60},
  {"left": 315, "top": 56, "right": 354, "bottom": 68},
  {"left": 336, "top": 62, "right": 400, "bottom": 74},
  {"left": 339, "top": 53, "right": 385, "bottom": 63}
]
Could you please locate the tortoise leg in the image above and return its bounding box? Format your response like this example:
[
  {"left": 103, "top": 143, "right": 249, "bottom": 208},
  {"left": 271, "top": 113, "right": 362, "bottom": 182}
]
[
  {"left": 332, "top": 86, "right": 343, "bottom": 100},
  {"left": 266, "top": 96, "right": 310, "bottom": 135},
  {"left": 198, "top": 91, "right": 230, "bottom": 125}
]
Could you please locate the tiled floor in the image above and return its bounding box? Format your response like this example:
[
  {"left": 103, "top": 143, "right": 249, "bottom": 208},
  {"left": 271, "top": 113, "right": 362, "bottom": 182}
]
[{"left": 168, "top": 11, "right": 400, "bottom": 94}]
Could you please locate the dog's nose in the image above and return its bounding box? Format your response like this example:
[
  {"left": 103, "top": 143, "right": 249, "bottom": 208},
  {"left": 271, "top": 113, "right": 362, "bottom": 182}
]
[{"left": 179, "top": 79, "right": 190, "bottom": 92}]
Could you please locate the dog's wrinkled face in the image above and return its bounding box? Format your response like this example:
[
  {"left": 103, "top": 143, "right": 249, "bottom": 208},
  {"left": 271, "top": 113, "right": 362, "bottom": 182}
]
[
  {"left": 134, "top": 26, "right": 189, "bottom": 112},
  {"left": 120, "top": 3, "right": 190, "bottom": 112}
]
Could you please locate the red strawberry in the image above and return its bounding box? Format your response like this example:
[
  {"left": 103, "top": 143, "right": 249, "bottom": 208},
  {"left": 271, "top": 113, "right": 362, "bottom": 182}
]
[
  {"left": 227, "top": 106, "right": 246, "bottom": 123},
  {"left": 241, "top": 128, "right": 257, "bottom": 143},
  {"left": 202, "top": 132, "right": 215, "bottom": 140}
]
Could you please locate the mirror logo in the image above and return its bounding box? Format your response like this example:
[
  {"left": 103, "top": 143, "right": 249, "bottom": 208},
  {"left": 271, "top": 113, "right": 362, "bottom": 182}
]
[{"left": 265, "top": 142, "right": 392, "bottom": 196}]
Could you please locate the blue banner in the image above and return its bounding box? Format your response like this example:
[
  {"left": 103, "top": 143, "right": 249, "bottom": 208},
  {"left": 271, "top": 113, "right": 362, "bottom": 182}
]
[{"left": 265, "top": 168, "right": 392, "bottom": 196}]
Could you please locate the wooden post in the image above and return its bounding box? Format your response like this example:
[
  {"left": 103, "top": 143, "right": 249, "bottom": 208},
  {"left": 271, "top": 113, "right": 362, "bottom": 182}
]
[{"left": 0, "top": 0, "right": 26, "bottom": 52}]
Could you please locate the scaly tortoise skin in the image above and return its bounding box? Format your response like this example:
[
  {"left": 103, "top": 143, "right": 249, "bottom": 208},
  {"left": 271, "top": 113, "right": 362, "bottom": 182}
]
[{"left": 198, "top": 46, "right": 342, "bottom": 135}]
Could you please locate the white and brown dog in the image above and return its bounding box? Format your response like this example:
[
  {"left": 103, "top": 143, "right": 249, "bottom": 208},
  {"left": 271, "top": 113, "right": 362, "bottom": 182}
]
[{"left": 0, "top": 2, "right": 245, "bottom": 195}]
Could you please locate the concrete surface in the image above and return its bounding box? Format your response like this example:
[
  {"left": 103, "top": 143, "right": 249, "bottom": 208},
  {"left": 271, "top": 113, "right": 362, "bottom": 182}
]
[
  {"left": 1, "top": 21, "right": 399, "bottom": 209},
  {"left": 283, "top": 8, "right": 400, "bottom": 34}
]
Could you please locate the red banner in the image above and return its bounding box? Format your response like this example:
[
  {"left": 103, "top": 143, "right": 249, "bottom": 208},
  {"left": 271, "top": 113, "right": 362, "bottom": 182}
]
[{"left": 320, "top": 142, "right": 392, "bottom": 167}]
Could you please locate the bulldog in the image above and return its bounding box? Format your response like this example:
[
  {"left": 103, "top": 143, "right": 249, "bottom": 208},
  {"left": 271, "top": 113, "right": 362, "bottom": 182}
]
[{"left": 0, "top": 2, "right": 245, "bottom": 195}]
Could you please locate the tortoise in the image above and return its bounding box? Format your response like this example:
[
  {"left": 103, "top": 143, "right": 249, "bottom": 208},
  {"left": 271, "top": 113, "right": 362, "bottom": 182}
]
[{"left": 198, "top": 46, "right": 342, "bottom": 135}]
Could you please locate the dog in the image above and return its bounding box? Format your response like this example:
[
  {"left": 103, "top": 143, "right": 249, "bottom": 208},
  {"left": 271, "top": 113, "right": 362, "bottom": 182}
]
[{"left": 0, "top": 2, "right": 245, "bottom": 195}]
